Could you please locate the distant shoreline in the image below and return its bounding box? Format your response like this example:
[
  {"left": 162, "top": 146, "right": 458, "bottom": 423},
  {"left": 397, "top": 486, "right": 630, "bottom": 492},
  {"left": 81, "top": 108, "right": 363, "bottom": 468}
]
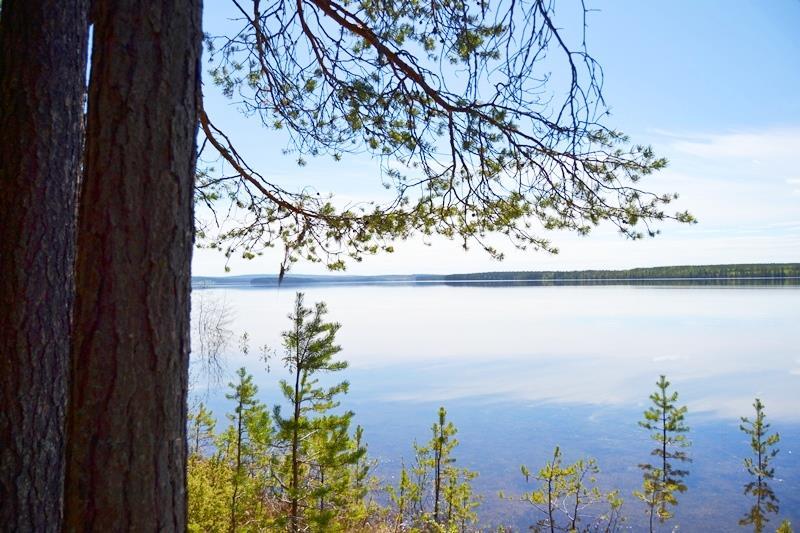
[{"left": 192, "top": 262, "right": 800, "bottom": 288}]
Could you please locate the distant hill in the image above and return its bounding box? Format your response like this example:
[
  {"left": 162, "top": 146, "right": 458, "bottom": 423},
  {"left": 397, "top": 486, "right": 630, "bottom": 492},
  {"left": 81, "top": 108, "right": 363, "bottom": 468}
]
[
  {"left": 191, "top": 274, "right": 265, "bottom": 286},
  {"left": 191, "top": 263, "right": 800, "bottom": 288},
  {"left": 191, "top": 273, "right": 428, "bottom": 287}
]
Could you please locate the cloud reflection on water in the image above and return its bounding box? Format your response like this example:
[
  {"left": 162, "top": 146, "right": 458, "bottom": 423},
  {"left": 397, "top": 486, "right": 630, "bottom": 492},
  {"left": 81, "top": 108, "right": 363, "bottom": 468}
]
[{"left": 196, "top": 283, "right": 800, "bottom": 423}]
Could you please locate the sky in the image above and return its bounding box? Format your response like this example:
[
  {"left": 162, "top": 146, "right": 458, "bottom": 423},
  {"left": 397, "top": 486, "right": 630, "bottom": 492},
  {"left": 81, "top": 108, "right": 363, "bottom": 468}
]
[{"left": 194, "top": 0, "right": 800, "bottom": 276}]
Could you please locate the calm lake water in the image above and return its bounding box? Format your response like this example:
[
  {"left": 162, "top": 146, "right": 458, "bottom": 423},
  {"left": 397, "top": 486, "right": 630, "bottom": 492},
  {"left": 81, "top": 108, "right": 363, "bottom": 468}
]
[{"left": 190, "top": 283, "right": 800, "bottom": 531}]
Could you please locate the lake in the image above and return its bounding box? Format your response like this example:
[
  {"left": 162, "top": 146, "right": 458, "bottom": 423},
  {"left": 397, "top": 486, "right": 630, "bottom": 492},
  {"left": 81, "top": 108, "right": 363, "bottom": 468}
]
[{"left": 190, "top": 282, "right": 800, "bottom": 531}]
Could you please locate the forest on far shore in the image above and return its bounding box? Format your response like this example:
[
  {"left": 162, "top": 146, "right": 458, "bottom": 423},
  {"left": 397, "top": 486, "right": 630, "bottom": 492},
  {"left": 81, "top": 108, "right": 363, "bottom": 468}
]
[{"left": 437, "top": 263, "right": 800, "bottom": 281}]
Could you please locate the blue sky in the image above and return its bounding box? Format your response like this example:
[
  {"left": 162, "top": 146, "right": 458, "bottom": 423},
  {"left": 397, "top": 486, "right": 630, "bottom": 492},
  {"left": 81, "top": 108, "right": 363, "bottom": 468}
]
[{"left": 194, "top": 0, "right": 800, "bottom": 275}]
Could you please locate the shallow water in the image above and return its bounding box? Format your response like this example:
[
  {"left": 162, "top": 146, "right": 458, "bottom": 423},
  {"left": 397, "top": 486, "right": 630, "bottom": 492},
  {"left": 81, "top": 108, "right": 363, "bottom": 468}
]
[{"left": 191, "top": 283, "right": 800, "bottom": 530}]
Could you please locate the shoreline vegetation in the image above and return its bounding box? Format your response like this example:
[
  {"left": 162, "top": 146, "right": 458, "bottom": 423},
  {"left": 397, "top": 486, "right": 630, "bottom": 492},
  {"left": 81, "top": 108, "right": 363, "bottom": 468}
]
[
  {"left": 188, "top": 292, "right": 794, "bottom": 532},
  {"left": 191, "top": 263, "right": 800, "bottom": 288}
]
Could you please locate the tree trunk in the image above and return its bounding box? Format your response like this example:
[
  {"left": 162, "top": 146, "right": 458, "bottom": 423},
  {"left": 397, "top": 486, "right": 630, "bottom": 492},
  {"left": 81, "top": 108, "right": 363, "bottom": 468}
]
[
  {"left": 231, "top": 397, "right": 244, "bottom": 532},
  {"left": 434, "top": 445, "right": 441, "bottom": 523},
  {"left": 291, "top": 363, "right": 303, "bottom": 533},
  {"left": 63, "top": 0, "right": 201, "bottom": 530},
  {"left": 0, "top": 1, "right": 88, "bottom": 530}
]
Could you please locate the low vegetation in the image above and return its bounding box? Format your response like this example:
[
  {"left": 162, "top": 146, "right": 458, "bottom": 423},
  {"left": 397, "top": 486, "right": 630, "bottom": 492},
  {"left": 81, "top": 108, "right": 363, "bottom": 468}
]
[{"left": 188, "top": 293, "right": 794, "bottom": 532}]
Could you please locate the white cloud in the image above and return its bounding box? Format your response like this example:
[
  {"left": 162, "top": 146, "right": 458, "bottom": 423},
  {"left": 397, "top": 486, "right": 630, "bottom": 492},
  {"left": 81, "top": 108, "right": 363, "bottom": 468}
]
[{"left": 669, "top": 128, "right": 800, "bottom": 160}]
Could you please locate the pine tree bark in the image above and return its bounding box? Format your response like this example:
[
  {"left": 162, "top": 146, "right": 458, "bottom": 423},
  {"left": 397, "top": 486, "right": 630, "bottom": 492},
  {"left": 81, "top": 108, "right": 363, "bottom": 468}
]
[
  {"left": 63, "top": 1, "right": 201, "bottom": 530},
  {"left": 0, "top": 1, "right": 88, "bottom": 530}
]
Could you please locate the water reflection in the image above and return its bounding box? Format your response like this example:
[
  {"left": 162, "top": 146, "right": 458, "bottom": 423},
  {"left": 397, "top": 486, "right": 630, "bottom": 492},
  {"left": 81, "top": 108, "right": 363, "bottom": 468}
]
[
  {"left": 740, "top": 480, "right": 779, "bottom": 533},
  {"left": 192, "top": 283, "right": 800, "bottom": 421}
]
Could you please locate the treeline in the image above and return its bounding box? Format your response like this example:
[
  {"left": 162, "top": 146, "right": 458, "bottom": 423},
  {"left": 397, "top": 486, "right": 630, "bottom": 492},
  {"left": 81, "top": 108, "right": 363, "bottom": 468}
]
[
  {"left": 188, "top": 293, "right": 795, "bottom": 532},
  {"left": 443, "top": 263, "right": 800, "bottom": 282}
]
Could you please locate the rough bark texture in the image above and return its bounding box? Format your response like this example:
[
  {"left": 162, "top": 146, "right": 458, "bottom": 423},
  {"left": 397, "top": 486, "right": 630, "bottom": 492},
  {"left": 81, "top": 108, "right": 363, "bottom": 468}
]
[
  {"left": 0, "top": 1, "right": 88, "bottom": 530},
  {"left": 63, "top": 1, "right": 201, "bottom": 530}
]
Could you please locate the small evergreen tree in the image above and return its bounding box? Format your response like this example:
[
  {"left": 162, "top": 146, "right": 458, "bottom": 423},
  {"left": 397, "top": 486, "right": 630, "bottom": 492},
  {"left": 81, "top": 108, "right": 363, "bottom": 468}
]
[
  {"left": 351, "top": 425, "right": 372, "bottom": 500},
  {"left": 598, "top": 490, "right": 626, "bottom": 533},
  {"left": 739, "top": 398, "right": 781, "bottom": 533},
  {"left": 430, "top": 407, "right": 459, "bottom": 524},
  {"left": 634, "top": 375, "right": 690, "bottom": 531},
  {"left": 509, "top": 447, "right": 622, "bottom": 533},
  {"left": 633, "top": 469, "right": 672, "bottom": 533},
  {"left": 221, "top": 367, "right": 272, "bottom": 532},
  {"left": 306, "top": 414, "right": 366, "bottom": 530},
  {"left": 442, "top": 465, "right": 480, "bottom": 531},
  {"left": 741, "top": 398, "right": 780, "bottom": 481},
  {"left": 188, "top": 402, "right": 217, "bottom": 456},
  {"left": 272, "top": 292, "right": 361, "bottom": 532},
  {"left": 395, "top": 408, "right": 479, "bottom": 531},
  {"left": 387, "top": 460, "right": 421, "bottom": 530},
  {"left": 519, "top": 446, "right": 571, "bottom": 533},
  {"left": 564, "top": 457, "right": 622, "bottom": 532},
  {"left": 409, "top": 440, "right": 431, "bottom": 520},
  {"left": 345, "top": 425, "right": 380, "bottom": 528},
  {"left": 188, "top": 380, "right": 271, "bottom": 533}
]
